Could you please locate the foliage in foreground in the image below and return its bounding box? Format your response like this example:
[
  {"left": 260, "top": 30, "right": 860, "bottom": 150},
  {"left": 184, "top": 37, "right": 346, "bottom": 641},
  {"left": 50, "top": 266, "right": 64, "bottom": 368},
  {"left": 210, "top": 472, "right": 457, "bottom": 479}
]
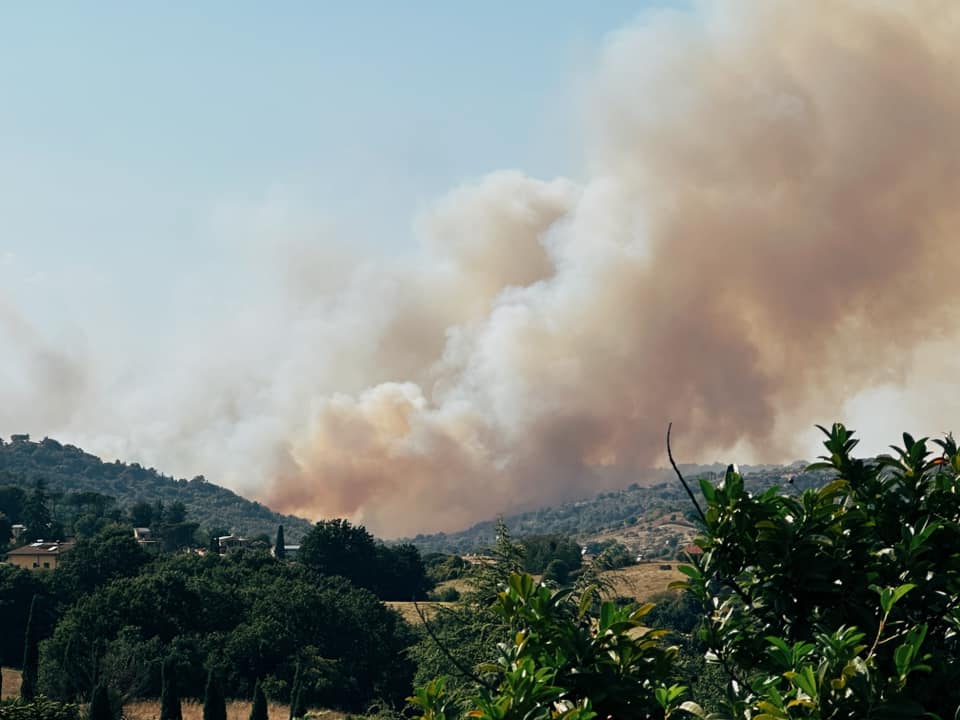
[
  {"left": 413, "top": 425, "right": 960, "bottom": 719},
  {"left": 678, "top": 424, "right": 960, "bottom": 719},
  {"left": 0, "top": 697, "right": 79, "bottom": 720},
  {"left": 411, "top": 571, "right": 686, "bottom": 719}
]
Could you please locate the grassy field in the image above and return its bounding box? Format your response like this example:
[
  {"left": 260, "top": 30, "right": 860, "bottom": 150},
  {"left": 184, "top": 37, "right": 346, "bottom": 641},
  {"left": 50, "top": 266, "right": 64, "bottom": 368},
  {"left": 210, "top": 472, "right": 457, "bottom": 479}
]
[
  {"left": 123, "top": 699, "right": 325, "bottom": 720},
  {"left": 389, "top": 561, "right": 686, "bottom": 626},
  {"left": 0, "top": 674, "right": 336, "bottom": 720},
  {"left": 1, "top": 667, "right": 22, "bottom": 700},
  {"left": 601, "top": 561, "right": 687, "bottom": 600}
]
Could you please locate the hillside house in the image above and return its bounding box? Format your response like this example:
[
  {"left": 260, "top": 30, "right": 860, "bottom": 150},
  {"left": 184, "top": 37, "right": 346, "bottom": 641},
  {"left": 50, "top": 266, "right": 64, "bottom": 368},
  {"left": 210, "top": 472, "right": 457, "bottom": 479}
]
[
  {"left": 271, "top": 544, "right": 300, "bottom": 559},
  {"left": 217, "top": 534, "right": 247, "bottom": 554},
  {"left": 133, "top": 527, "right": 161, "bottom": 552},
  {"left": 5, "top": 540, "right": 76, "bottom": 571}
]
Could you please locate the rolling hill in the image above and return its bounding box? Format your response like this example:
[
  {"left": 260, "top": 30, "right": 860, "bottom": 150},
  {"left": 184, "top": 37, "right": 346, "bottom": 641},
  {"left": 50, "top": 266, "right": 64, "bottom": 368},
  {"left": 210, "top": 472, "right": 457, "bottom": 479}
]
[
  {"left": 0, "top": 434, "right": 313, "bottom": 540},
  {"left": 405, "top": 461, "right": 829, "bottom": 556}
]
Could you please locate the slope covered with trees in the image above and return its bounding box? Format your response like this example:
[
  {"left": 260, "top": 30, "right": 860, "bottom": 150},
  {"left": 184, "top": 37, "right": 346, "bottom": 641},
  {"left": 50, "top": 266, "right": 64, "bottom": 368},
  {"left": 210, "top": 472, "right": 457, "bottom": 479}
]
[
  {"left": 411, "top": 425, "right": 960, "bottom": 719},
  {"left": 407, "top": 462, "right": 828, "bottom": 554},
  {"left": 0, "top": 435, "right": 311, "bottom": 540}
]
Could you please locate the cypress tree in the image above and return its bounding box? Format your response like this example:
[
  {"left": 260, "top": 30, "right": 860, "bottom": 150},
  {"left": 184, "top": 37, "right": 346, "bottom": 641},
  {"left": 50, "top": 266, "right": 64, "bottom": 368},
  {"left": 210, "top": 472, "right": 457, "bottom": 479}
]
[
  {"left": 274, "top": 525, "right": 286, "bottom": 560},
  {"left": 90, "top": 682, "right": 113, "bottom": 720},
  {"left": 160, "top": 657, "right": 182, "bottom": 720},
  {"left": 203, "top": 668, "right": 227, "bottom": 720},
  {"left": 249, "top": 680, "right": 268, "bottom": 720},
  {"left": 288, "top": 663, "right": 305, "bottom": 720},
  {"left": 20, "top": 594, "right": 40, "bottom": 700}
]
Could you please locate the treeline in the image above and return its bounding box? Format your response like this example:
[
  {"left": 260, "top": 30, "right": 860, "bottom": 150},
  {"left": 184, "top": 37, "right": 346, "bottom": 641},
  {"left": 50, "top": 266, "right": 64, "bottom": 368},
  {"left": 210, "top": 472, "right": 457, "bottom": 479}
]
[
  {"left": 0, "top": 435, "right": 312, "bottom": 540},
  {"left": 407, "top": 426, "right": 960, "bottom": 719},
  {"left": 0, "top": 480, "right": 252, "bottom": 554},
  {"left": 1, "top": 517, "right": 436, "bottom": 713},
  {"left": 406, "top": 462, "right": 829, "bottom": 554}
]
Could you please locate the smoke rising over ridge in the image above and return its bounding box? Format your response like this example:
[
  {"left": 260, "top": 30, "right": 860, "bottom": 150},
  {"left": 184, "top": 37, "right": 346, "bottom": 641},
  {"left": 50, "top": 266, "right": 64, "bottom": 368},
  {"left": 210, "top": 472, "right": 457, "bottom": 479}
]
[{"left": 4, "top": 2, "right": 960, "bottom": 536}]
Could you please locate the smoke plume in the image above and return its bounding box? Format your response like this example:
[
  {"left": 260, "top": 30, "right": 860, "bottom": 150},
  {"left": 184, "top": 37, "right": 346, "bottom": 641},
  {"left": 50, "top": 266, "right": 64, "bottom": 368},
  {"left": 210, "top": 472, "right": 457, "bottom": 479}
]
[{"left": 4, "top": 2, "right": 960, "bottom": 536}]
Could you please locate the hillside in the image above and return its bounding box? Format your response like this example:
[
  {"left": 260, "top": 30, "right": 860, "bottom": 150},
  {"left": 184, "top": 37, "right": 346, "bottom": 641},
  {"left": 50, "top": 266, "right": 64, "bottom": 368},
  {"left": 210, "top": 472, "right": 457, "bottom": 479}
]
[
  {"left": 0, "top": 434, "right": 313, "bottom": 540},
  {"left": 407, "top": 462, "right": 829, "bottom": 556}
]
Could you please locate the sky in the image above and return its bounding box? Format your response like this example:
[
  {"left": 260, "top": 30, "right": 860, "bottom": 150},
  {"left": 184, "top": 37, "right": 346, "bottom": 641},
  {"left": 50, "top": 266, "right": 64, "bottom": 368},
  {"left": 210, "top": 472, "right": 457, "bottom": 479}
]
[
  {"left": 0, "top": 1, "right": 675, "bottom": 350},
  {"left": 3, "top": 2, "right": 959, "bottom": 536}
]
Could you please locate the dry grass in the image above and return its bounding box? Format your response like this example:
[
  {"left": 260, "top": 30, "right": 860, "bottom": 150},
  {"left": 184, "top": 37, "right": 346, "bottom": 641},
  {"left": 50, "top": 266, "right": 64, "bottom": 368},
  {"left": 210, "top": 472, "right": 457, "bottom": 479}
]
[
  {"left": 600, "top": 561, "right": 687, "bottom": 601},
  {"left": 123, "top": 699, "right": 349, "bottom": 720},
  {"left": 386, "top": 600, "right": 456, "bottom": 624},
  {"left": 1, "top": 667, "right": 22, "bottom": 700},
  {"left": 1, "top": 680, "right": 346, "bottom": 720}
]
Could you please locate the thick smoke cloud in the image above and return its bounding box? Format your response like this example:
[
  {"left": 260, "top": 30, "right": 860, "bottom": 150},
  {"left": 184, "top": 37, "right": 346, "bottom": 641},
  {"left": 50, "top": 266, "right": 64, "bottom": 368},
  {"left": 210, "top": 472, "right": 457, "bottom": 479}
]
[{"left": 4, "top": 2, "right": 960, "bottom": 536}]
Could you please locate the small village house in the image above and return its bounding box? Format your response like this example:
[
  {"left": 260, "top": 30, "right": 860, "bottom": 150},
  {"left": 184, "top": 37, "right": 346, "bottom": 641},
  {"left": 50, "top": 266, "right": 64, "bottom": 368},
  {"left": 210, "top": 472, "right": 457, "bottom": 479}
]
[{"left": 5, "top": 540, "right": 76, "bottom": 571}]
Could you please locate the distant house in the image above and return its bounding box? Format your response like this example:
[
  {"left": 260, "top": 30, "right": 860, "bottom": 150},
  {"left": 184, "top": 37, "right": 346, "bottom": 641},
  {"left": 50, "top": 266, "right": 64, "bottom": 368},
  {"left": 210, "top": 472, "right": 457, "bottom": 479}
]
[
  {"left": 5, "top": 540, "right": 76, "bottom": 571},
  {"left": 133, "top": 527, "right": 161, "bottom": 552},
  {"left": 217, "top": 534, "right": 247, "bottom": 554},
  {"left": 11, "top": 524, "right": 27, "bottom": 542},
  {"left": 271, "top": 544, "right": 300, "bottom": 560}
]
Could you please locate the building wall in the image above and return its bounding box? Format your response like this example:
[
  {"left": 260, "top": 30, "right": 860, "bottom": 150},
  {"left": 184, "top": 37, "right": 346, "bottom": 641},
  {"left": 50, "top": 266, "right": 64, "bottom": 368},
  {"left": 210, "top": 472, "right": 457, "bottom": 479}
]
[{"left": 7, "top": 552, "right": 63, "bottom": 570}]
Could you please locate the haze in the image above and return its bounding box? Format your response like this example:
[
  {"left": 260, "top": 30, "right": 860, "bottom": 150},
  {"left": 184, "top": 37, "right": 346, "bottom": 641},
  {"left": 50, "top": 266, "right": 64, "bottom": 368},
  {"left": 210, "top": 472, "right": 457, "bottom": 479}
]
[{"left": 3, "top": 1, "right": 959, "bottom": 536}]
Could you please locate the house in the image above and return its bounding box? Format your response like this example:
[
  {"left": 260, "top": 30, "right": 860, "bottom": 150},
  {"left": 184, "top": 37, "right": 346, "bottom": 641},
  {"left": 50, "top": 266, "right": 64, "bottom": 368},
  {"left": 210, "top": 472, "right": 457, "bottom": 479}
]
[
  {"left": 11, "top": 524, "right": 27, "bottom": 542},
  {"left": 271, "top": 544, "right": 300, "bottom": 559},
  {"left": 133, "top": 527, "right": 161, "bottom": 552},
  {"left": 217, "top": 534, "right": 247, "bottom": 554},
  {"left": 5, "top": 540, "right": 76, "bottom": 571}
]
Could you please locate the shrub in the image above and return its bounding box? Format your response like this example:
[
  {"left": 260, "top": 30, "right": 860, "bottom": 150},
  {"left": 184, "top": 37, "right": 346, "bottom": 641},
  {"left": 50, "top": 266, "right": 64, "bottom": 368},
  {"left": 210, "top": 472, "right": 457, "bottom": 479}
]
[
  {"left": 676, "top": 424, "right": 960, "bottom": 718},
  {"left": 0, "top": 697, "right": 79, "bottom": 720}
]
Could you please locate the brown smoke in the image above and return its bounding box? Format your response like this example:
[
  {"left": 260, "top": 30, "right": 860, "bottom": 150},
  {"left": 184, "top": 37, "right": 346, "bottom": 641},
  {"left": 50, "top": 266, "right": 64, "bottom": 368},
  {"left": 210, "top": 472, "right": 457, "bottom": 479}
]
[
  {"left": 5, "top": 2, "right": 960, "bottom": 537},
  {"left": 261, "top": 1, "right": 960, "bottom": 535}
]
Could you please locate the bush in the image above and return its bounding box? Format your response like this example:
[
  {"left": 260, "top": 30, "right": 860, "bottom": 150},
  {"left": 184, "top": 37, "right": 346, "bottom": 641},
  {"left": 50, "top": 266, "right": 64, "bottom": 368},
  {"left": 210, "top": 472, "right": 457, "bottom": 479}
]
[
  {"left": 0, "top": 697, "right": 79, "bottom": 720},
  {"left": 677, "top": 424, "right": 960, "bottom": 718},
  {"left": 410, "top": 573, "right": 685, "bottom": 719}
]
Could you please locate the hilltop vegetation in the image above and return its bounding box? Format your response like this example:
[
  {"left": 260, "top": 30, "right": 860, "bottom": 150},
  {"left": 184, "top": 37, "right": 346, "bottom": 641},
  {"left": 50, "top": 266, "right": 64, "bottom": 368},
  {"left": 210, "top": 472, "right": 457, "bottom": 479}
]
[
  {"left": 407, "top": 462, "right": 828, "bottom": 555},
  {"left": 0, "top": 435, "right": 311, "bottom": 540}
]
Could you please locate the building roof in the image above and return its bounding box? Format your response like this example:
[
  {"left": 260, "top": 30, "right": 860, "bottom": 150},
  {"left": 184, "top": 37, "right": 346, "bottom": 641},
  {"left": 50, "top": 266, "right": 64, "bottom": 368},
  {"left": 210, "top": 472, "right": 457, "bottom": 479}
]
[{"left": 6, "top": 540, "right": 76, "bottom": 556}]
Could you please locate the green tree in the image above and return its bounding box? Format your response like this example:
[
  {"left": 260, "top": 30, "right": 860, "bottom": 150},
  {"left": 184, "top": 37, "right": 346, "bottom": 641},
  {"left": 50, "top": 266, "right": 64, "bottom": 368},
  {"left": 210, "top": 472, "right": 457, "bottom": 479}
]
[
  {"left": 675, "top": 424, "right": 960, "bottom": 719},
  {"left": 298, "top": 518, "right": 378, "bottom": 590},
  {"left": 89, "top": 683, "right": 113, "bottom": 720},
  {"left": 53, "top": 524, "right": 149, "bottom": 601},
  {"left": 160, "top": 657, "right": 182, "bottom": 720},
  {"left": 289, "top": 663, "right": 304, "bottom": 720},
  {"left": 274, "top": 524, "right": 286, "bottom": 560},
  {"left": 249, "top": 680, "right": 268, "bottom": 720},
  {"left": 203, "top": 668, "right": 227, "bottom": 720},
  {"left": 0, "top": 563, "right": 44, "bottom": 666},
  {"left": 410, "top": 573, "right": 685, "bottom": 719},
  {"left": 20, "top": 594, "right": 40, "bottom": 700},
  {"left": 519, "top": 534, "right": 582, "bottom": 574},
  {"left": 128, "top": 501, "right": 154, "bottom": 528}
]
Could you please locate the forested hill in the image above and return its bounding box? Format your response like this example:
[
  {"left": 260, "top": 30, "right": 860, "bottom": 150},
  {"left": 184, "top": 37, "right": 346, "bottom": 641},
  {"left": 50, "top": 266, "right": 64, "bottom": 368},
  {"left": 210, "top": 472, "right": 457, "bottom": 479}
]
[
  {"left": 406, "top": 461, "right": 829, "bottom": 554},
  {"left": 0, "top": 435, "right": 313, "bottom": 540}
]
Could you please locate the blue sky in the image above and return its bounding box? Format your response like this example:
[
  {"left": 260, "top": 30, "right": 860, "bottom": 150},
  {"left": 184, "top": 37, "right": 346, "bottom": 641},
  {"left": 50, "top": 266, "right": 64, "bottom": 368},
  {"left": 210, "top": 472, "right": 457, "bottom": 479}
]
[{"left": 0, "top": 2, "right": 679, "bottom": 314}]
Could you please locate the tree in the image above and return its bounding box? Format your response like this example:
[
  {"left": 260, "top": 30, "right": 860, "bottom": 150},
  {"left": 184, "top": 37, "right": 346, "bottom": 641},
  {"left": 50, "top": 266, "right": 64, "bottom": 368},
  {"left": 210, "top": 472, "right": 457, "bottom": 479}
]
[
  {"left": 203, "top": 668, "right": 227, "bottom": 720},
  {"left": 289, "top": 663, "right": 305, "bottom": 720},
  {"left": 274, "top": 524, "right": 286, "bottom": 560},
  {"left": 160, "top": 657, "right": 182, "bottom": 720},
  {"left": 20, "top": 594, "right": 40, "bottom": 700},
  {"left": 89, "top": 682, "right": 113, "bottom": 720},
  {"left": 674, "top": 424, "right": 960, "bottom": 718},
  {"left": 249, "top": 680, "right": 268, "bottom": 720},
  {"left": 0, "top": 564, "right": 44, "bottom": 667},
  {"left": 376, "top": 542, "right": 432, "bottom": 600},
  {"left": 520, "top": 534, "right": 582, "bottom": 574},
  {"left": 297, "top": 518, "right": 378, "bottom": 590},
  {"left": 128, "top": 501, "right": 154, "bottom": 528},
  {"left": 53, "top": 524, "right": 149, "bottom": 601},
  {"left": 410, "top": 572, "right": 685, "bottom": 719},
  {"left": 0, "top": 511, "right": 11, "bottom": 551}
]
